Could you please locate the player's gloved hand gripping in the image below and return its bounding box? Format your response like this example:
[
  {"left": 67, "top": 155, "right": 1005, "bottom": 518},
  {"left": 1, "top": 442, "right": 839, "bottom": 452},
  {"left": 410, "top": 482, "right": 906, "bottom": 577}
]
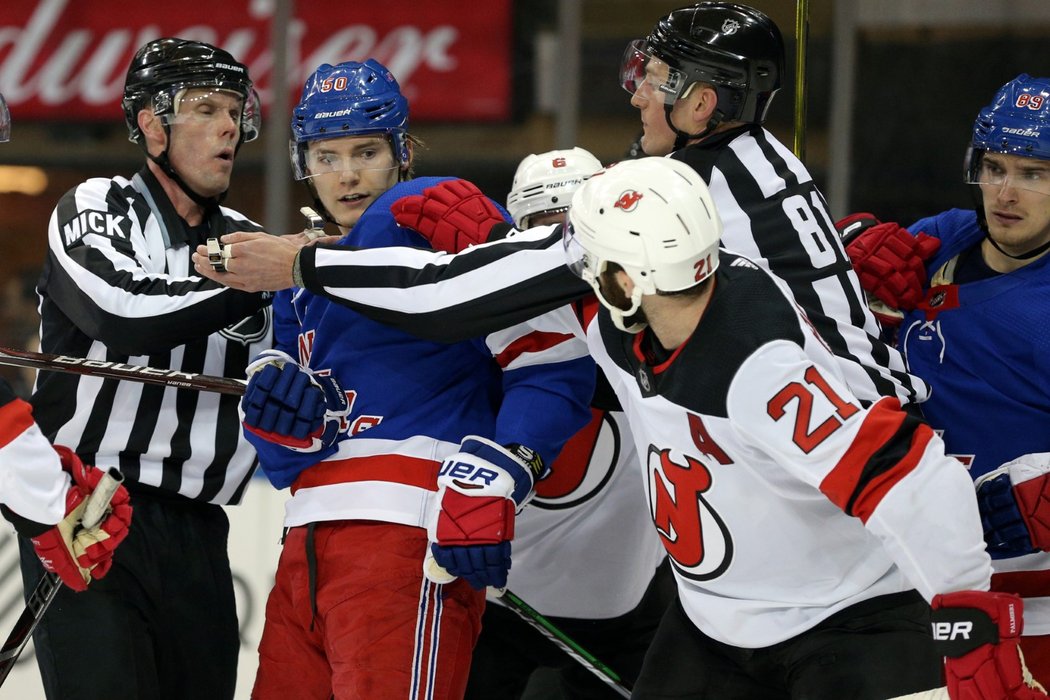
[
  {"left": 391, "top": 179, "right": 509, "bottom": 253},
  {"left": 975, "top": 452, "right": 1050, "bottom": 559},
  {"left": 932, "top": 591, "right": 1048, "bottom": 699},
  {"left": 425, "top": 436, "right": 546, "bottom": 590},
  {"left": 3, "top": 446, "right": 132, "bottom": 592},
  {"left": 836, "top": 212, "right": 941, "bottom": 325},
  {"left": 241, "top": 349, "right": 350, "bottom": 452}
]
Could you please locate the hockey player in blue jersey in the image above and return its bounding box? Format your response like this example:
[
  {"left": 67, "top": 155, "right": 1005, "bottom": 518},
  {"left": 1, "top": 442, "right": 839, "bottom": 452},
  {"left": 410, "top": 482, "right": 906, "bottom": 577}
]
[
  {"left": 238, "top": 60, "right": 594, "bottom": 700},
  {"left": 842, "top": 73, "right": 1050, "bottom": 686}
]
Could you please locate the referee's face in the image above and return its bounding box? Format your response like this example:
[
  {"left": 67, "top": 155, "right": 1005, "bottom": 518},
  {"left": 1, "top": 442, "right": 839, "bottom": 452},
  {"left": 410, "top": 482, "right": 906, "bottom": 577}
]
[
  {"left": 629, "top": 60, "right": 677, "bottom": 157},
  {"left": 166, "top": 89, "right": 243, "bottom": 198}
]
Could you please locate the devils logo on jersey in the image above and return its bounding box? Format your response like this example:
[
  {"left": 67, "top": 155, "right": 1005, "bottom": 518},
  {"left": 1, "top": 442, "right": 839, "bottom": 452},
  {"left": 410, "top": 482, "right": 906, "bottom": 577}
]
[
  {"left": 533, "top": 408, "right": 621, "bottom": 509},
  {"left": 645, "top": 413, "right": 733, "bottom": 580},
  {"left": 646, "top": 444, "right": 732, "bottom": 580}
]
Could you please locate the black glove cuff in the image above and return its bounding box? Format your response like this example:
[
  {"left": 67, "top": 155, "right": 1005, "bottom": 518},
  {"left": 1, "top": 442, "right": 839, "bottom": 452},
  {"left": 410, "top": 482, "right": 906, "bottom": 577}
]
[
  {"left": 488, "top": 222, "right": 514, "bottom": 242},
  {"left": 837, "top": 213, "right": 879, "bottom": 246},
  {"left": 1, "top": 503, "right": 52, "bottom": 539},
  {"left": 503, "top": 443, "right": 545, "bottom": 480},
  {"left": 931, "top": 606, "right": 1000, "bottom": 658}
]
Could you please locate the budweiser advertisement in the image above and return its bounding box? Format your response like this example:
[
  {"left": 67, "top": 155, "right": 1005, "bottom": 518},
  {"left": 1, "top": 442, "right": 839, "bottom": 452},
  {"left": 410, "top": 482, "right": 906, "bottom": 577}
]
[{"left": 0, "top": 0, "right": 513, "bottom": 122}]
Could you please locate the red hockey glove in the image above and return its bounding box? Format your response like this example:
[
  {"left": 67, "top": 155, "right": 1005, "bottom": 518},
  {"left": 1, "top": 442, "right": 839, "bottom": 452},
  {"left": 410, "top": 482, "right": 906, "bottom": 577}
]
[
  {"left": 425, "top": 437, "right": 545, "bottom": 590},
  {"left": 932, "top": 591, "right": 1048, "bottom": 699},
  {"left": 837, "top": 213, "right": 941, "bottom": 323},
  {"left": 27, "top": 447, "right": 132, "bottom": 592},
  {"left": 975, "top": 453, "right": 1050, "bottom": 558},
  {"left": 391, "top": 179, "right": 506, "bottom": 253}
]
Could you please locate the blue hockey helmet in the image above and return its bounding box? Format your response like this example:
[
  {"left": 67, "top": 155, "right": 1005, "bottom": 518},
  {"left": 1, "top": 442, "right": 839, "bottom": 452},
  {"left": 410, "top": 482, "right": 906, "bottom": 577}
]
[
  {"left": 970, "top": 74, "right": 1050, "bottom": 160},
  {"left": 966, "top": 74, "right": 1050, "bottom": 251},
  {"left": 289, "top": 59, "right": 410, "bottom": 180}
]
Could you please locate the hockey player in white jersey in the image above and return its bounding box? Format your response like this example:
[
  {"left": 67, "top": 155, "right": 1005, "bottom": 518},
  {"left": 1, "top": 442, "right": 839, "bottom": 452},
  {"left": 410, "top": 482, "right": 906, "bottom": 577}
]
[
  {"left": 405, "top": 148, "right": 672, "bottom": 699},
  {"left": 193, "top": 157, "right": 1047, "bottom": 699}
]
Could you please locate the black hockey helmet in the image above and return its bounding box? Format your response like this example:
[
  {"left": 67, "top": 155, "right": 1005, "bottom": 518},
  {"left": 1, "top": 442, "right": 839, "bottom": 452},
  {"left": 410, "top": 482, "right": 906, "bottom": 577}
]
[
  {"left": 630, "top": 2, "right": 784, "bottom": 125},
  {"left": 122, "top": 37, "right": 260, "bottom": 148}
]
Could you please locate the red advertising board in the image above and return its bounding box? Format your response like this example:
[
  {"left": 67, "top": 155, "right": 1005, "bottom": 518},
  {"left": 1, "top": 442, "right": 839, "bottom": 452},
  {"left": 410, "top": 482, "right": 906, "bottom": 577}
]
[{"left": 0, "top": 0, "right": 512, "bottom": 122}]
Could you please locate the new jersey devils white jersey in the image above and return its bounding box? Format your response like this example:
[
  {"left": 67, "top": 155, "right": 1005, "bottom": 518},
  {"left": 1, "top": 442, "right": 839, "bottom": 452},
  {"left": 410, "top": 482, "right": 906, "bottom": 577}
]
[
  {"left": 587, "top": 253, "right": 990, "bottom": 648},
  {"left": 508, "top": 406, "right": 666, "bottom": 619}
]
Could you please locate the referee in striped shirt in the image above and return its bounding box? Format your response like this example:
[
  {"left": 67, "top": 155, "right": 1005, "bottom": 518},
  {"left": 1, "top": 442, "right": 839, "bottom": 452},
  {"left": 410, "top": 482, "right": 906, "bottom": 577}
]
[
  {"left": 20, "top": 38, "right": 272, "bottom": 700},
  {"left": 620, "top": 3, "right": 927, "bottom": 407}
]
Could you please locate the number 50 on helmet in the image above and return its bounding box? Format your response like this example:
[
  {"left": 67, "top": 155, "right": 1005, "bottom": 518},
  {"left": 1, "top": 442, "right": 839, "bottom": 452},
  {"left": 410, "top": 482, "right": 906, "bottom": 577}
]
[{"left": 563, "top": 157, "right": 723, "bottom": 332}]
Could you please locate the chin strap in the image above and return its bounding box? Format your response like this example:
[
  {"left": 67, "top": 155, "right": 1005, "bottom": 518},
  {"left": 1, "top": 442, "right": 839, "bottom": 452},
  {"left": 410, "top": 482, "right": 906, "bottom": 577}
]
[
  {"left": 147, "top": 150, "right": 227, "bottom": 209},
  {"left": 664, "top": 103, "right": 721, "bottom": 151},
  {"left": 985, "top": 234, "right": 1050, "bottom": 261}
]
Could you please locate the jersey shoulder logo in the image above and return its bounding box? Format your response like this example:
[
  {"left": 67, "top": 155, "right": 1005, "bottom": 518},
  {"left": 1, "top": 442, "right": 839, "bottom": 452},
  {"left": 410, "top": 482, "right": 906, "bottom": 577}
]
[{"left": 220, "top": 306, "right": 272, "bottom": 346}]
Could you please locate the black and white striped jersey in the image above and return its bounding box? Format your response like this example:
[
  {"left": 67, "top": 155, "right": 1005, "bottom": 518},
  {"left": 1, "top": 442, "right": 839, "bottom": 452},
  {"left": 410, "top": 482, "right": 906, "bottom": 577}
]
[
  {"left": 299, "top": 224, "right": 588, "bottom": 342},
  {"left": 32, "top": 167, "right": 273, "bottom": 505},
  {"left": 301, "top": 172, "right": 926, "bottom": 409},
  {"left": 672, "top": 126, "right": 928, "bottom": 405}
]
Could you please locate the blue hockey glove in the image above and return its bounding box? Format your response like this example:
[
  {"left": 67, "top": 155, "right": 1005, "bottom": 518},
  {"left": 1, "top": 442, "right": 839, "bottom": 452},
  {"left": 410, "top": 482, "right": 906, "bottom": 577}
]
[
  {"left": 241, "top": 350, "right": 349, "bottom": 453},
  {"left": 975, "top": 453, "right": 1050, "bottom": 559},
  {"left": 425, "top": 436, "right": 545, "bottom": 590}
]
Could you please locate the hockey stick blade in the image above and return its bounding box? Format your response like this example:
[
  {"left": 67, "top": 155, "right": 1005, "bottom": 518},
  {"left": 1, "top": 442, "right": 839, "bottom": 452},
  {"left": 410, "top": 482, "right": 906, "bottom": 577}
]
[
  {"left": 0, "top": 468, "right": 123, "bottom": 686},
  {"left": 0, "top": 346, "right": 246, "bottom": 396}
]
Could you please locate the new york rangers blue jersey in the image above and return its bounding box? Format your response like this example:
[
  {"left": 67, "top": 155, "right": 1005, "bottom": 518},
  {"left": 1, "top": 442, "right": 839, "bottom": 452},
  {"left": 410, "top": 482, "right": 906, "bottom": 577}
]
[
  {"left": 900, "top": 207, "right": 1050, "bottom": 634},
  {"left": 250, "top": 178, "right": 594, "bottom": 529},
  {"left": 900, "top": 209, "right": 1050, "bottom": 475}
]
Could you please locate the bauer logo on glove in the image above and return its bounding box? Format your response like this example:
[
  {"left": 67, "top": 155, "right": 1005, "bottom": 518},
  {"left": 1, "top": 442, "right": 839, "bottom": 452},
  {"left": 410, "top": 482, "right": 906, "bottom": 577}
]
[{"left": 425, "top": 436, "right": 543, "bottom": 590}]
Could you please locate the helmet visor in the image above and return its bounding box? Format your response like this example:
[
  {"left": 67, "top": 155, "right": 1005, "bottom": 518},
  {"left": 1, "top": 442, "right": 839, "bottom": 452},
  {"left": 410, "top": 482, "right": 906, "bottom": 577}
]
[
  {"left": 563, "top": 220, "right": 604, "bottom": 284},
  {"left": 966, "top": 150, "right": 1050, "bottom": 196},
  {"left": 290, "top": 136, "right": 400, "bottom": 182},
  {"left": 160, "top": 87, "right": 261, "bottom": 143},
  {"left": 619, "top": 39, "right": 687, "bottom": 105}
]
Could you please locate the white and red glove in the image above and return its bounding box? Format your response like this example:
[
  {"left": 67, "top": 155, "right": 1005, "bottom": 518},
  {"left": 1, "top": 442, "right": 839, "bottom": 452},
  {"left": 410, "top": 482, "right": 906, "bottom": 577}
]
[
  {"left": 8, "top": 446, "right": 132, "bottom": 592},
  {"left": 241, "top": 350, "right": 350, "bottom": 453},
  {"left": 975, "top": 453, "right": 1050, "bottom": 558},
  {"left": 425, "top": 436, "right": 545, "bottom": 590},
  {"left": 391, "top": 179, "right": 507, "bottom": 253},
  {"left": 837, "top": 212, "right": 941, "bottom": 326},
  {"left": 932, "top": 591, "right": 1048, "bottom": 699}
]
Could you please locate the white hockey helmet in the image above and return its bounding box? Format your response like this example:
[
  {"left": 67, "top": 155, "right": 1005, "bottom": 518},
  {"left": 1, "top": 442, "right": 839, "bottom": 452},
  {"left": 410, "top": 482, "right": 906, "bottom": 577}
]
[
  {"left": 564, "top": 156, "right": 722, "bottom": 332},
  {"left": 506, "top": 147, "right": 603, "bottom": 228}
]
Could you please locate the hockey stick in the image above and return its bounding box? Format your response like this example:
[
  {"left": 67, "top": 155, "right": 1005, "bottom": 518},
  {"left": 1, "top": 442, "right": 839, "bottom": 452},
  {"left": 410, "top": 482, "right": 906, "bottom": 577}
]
[
  {"left": 0, "top": 468, "right": 123, "bottom": 685},
  {"left": 792, "top": 0, "right": 810, "bottom": 160},
  {"left": 0, "top": 345, "right": 630, "bottom": 692},
  {"left": 0, "top": 346, "right": 246, "bottom": 396},
  {"left": 495, "top": 589, "right": 632, "bottom": 698}
]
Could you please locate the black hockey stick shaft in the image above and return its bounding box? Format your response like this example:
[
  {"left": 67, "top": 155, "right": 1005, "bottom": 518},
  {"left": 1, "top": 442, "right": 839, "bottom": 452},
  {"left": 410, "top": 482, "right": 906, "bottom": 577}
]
[
  {"left": 0, "top": 346, "right": 246, "bottom": 395},
  {"left": 499, "top": 589, "right": 632, "bottom": 698},
  {"left": 0, "top": 468, "right": 123, "bottom": 686}
]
